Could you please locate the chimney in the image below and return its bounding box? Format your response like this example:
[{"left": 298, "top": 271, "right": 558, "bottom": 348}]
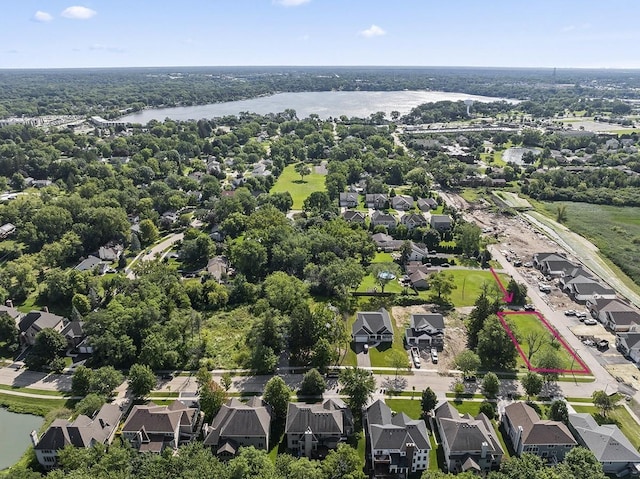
[
  {"left": 42, "top": 306, "right": 49, "bottom": 313},
  {"left": 30, "top": 430, "right": 39, "bottom": 447},
  {"left": 303, "top": 426, "right": 313, "bottom": 458},
  {"left": 481, "top": 441, "right": 489, "bottom": 459},
  {"left": 5, "top": 299, "right": 13, "bottom": 308}
]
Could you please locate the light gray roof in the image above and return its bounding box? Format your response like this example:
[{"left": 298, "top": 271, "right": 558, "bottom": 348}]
[
  {"left": 366, "top": 400, "right": 430, "bottom": 452},
  {"left": 122, "top": 400, "right": 197, "bottom": 434},
  {"left": 353, "top": 309, "right": 393, "bottom": 337},
  {"left": 411, "top": 313, "right": 445, "bottom": 331},
  {"left": 594, "top": 298, "right": 636, "bottom": 314},
  {"left": 0, "top": 305, "right": 21, "bottom": 320},
  {"left": 74, "top": 255, "right": 102, "bottom": 272},
  {"left": 203, "top": 398, "right": 270, "bottom": 446},
  {"left": 569, "top": 413, "right": 640, "bottom": 463},
  {"left": 617, "top": 332, "right": 640, "bottom": 351},
  {"left": 435, "top": 403, "right": 503, "bottom": 456},
  {"left": 285, "top": 399, "right": 352, "bottom": 436}
]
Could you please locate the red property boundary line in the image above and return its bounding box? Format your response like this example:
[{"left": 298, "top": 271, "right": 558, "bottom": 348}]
[{"left": 497, "top": 310, "right": 590, "bottom": 374}]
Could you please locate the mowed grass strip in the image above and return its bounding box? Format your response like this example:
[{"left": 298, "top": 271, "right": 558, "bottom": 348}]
[
  {"left": 507, "top": 313, "right": 577, "bottom": 370},
  {"left": 271, "top": 164, "right": 326, "bottom": 209}
]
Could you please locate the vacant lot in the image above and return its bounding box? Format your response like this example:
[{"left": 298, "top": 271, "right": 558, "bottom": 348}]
[
  {"left": 270, "top": 164, "right": 326, "bottom": 209},
  {"left": 201, "top": 307, "right": 255, "bottom": 369},
  {"left": 419, "top": 268, "right": 510, "bottom": 308}
]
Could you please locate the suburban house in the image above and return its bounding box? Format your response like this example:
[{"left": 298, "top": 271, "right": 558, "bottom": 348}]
[
  {"left": 429, "top": 214, "right": 453, "bottom": 232},
  {"left": 587, "top": 298, "right": 640, "bottom": 331},
  {"left": 533, "top": 253, "right": 577, "bottom": 277},
  {"left": 409, "top": 270, "right": 430, "bottom": 290},
  {"left": 0, "top": 222, "right": 16, "bottom": 239},
  {"left": 533, "top": 252, "right": 567, "bottom": 270},
  {"left": 98, "top": 244, "right": 123, "bottom": 262},
  {"left": 616, "top": 329, "right": 640, "bottom": 364},
  {"left": 568, "top": 413, "right": 640, "bottom": 476},
  {"left": 371, "top": 232, "right": 403, "bottom": 252},
  {"left": 285, "top": 399, "right": 353, "bottom": 458},
  {"left": 203, "top": 397, "right": 271, "bottom": 458},
  {"left": 602, "top": 310, "right": 640, "bottom": 333},
  {"left": 405, "top": 242, "right": 430, "bottom": 262},
  {"left": 206, "top": 256, "right": 229, "bottom": 283},
  {"left": 19, "top": 310, "right": 67, "bottom": 347},
  {"left": 435, "top": 402, "right": 504, "bottom": 474},
  {"left": 364, "top": 399, "right": 431, "bottom": 476},
  {"left": 342, "top": 210, "right": 367, "bottom": 224},
  {"left": 121, "top": 400, "right": 203, "bottom": 453},
  {"left": 366, "top": 193, "right": 388, "bottom": 209},
  {"left": 391, "top": 194, "right": 414, "bottom": 211},
  {"left": 557, "top": 267, "right": 594, "bottom": 290},
  {"left": 405, "top": 313, "right": 445, "bottom": 349},
  {"left": 417, "top": 198, "right": 438, "bottom": 211},
  {"left": 501, "top": 402, "right": 577, "bottom": 461},
  {"left": 339, "top": 192, "right": 359, "bottom": 208},
  {"left": 401, "top": 213, "right": 428, "bottom": 230},
  {"left": 352, "top": 309, "right": 394, "bottom": 344},
  {"left": 74, "top": 255, "right": 105, "bottom": 273},
  {"left": 405, "top": 261, "right": 437, "bottom": 276},
  {"left": 370, "top": 211, "right": 397, "bottom": 229},
  {"left": 32, "top": 404, "right": 122, "bottom": 470},
  {"left": 0, "top": 303, "right": 22, "bottom": 324},
  {"left": 562, "top": 276, "right": 616, "bottom": 303}
]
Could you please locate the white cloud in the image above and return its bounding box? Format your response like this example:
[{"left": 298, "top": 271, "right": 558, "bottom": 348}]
[
  {"left": 33, "top": 11, "right": 53, "bottom": 22},
  {"left": 360, "top": 24, "right": 386, "bottom": 38},
  {"left": 61, "top": 6, "right": 97, "bottom": 20},
  {"left": 273, "top": 0, "right": 310, "bottom": 6}
]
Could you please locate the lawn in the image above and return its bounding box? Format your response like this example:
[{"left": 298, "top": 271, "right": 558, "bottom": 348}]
[
  {"left": 0, "top": 391, "right": 72, "bottom": 417},
  {"left": 419, "top": 269, "right": 510, "bottom": 307},
  {"left": 356, "top": 251, "right": 404, "bottom": 295},
  {"left": 200, "top": 307, "right": 256, "bottom": 369},
  {"left": 270, "top": 164, "right": 326, "bottom": 209},
  {"left": 0, "top": 384, "right": 67, "bottom": 397},
  {"left": 385, "top": 398, "right": 422, "bottom": 419},
  {"left": 572, "top": 405, "right": 640, "bottom": 449},
  {"left": 506, "top": 313, "right": 577, "bottom": 371},
  {"left": 539, "top": 201, "right": 640, "bottom": 290},
  {"left": 368, "top": 309, "right": 410, "bottom": 369}
]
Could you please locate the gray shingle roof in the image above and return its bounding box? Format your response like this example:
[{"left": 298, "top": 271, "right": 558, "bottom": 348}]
[
  {"left": 353, "top": 309, "right": 393, "bottom": 337},
  {"left": 285, "top": 400, "right": 351, "bottom": 436},
  {"left": 122, "top": 400, "right": 196, "bottom": 434},
  {"left": 569, "top": 413, "right": 640, "bottom": 463},
  {"left": 19, "top": 311, "right": 65, "bottom": 333},
  {"left": 504, "top": 402, "right": 576, "bottom": 446},
  {"left": 365, "top": 400, "right": 430, "bottom": 452},
  {"left": 203, "top": 398, "right": 270, "bottom": 447}
]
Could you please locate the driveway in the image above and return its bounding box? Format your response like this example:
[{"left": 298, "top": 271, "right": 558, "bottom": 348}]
[{"left": 356, "top": 343, "right": 372, "bottom": 368}]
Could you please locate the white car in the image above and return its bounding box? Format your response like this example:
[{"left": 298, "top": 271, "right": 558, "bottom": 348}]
[
  {"left": 584, "top": 318, "right": 597, "bottom": 326},
  {"left": 430, "top": 348, "right": 438, "bottom": 364}
]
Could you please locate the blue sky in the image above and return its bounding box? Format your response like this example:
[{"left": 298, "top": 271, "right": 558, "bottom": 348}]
[{"left": 2, "top": 0, "right": 639, "bottom": 69}]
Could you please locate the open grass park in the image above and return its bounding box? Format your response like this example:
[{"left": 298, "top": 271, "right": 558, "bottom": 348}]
[{"left": 270, "top": 163, "right": 326, "bottom": 209}]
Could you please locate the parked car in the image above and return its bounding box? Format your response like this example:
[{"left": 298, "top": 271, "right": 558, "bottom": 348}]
[
  {"left": 441, "top": 263, "right": 450, "bottom": 268},
  {"left": 513, "top": 260, "right": 523, "bottom": 267},
  {"left": 564, "top": 310, "right": 577, "bottom": 316},
  {"left": 363, "top": 344, "right": 369, "bottom": 353},
  {"left": 430, "top": 348, "right": 438, "bottom": 364},
  {"left": 538, "top": 283, "right": 552, "bottom": 293},
  {"left": 584, "top": 318, "right": 597, "bottom": 325},
  {"left": 576, "top": 311, "right": 588, "bottom": 319},
  {"left": 523, "top": 262, "right": 533, "bottom": 268},
  {"left": 524, "top": 304, "right": 535, "bottom": 311},
  {"left": 463, "top": 375, "right": 477, "bottom": 382},
  {"left": 410, "top": 347, "right": 421, "bottom": 369}
]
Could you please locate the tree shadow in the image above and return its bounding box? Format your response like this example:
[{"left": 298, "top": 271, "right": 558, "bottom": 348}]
[{"left": 292, "top": 180, "right": 308, "bottom": 184}]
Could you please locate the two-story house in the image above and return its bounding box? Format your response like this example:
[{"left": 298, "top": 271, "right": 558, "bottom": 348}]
[
  {"left": 405, "top": 313, "right": 445, "bottom": 350},
  {"left": 19, "top": 310, "right": 67, "bottom": 347},
  {"left": 435, "top": 402, "right": 504, "bottom": 474},
  {"left": 203, "top": 397, "right": 271, "bottom": 458},
  {"left": 429, "top": 214, "right": 453, "bottom": 232},
  {"left": 370, "top": 211, "right": 397, "bottom": 229},
  {"left": 365, "top": 400, "right": 431, "bottom": 476},
  {"left": 32, "top": 404, "right": 122, "bottom": 470},
  {"left": 501, "top": 402, "right": 577, "bottom": 462},
  {"left": 366, "top": 194, "right": 388, "bottom": 209},
  {"left": 391, "top": 194, "right": 414, "bottom": 211},
  {"left": 401, "top": 213, "right": 428, "bottom": 230},
  {"left": 121, "top": 400, "right": 203, "bottom": 453},
  {"left": 285, "top": 399, "right": 353, "bottom": 458},
  {"left": 339, "top": 192, "right": 359, "bottom": 208}
]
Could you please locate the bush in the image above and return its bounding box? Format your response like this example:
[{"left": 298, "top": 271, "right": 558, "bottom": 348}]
[{"left": 479, "top": 401, "right": 496, "bottom": 419}]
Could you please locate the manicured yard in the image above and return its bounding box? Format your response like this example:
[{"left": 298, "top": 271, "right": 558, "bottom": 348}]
[
  {"left": 270, "top": 164, "right": 326, "bottom": 209},
  {"left": 0, "top": 391, "right": 72, "bottom": 417},
  {"left": 419, "top": 269, "right": 510, "bottom": 307},
  {"left": 573, "top": 405, "right": 640, "bottom": 449},
  {"left": 368, "top": 310, "right": 410, "bottom": 369},
  {"left": 385, "top": 398, "right": 422, "bottom": 419}
]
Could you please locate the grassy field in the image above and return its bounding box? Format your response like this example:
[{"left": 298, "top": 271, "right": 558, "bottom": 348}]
[
  {"left": 270, "top": 164, "right": 326, "bottom": 209},
  {"left": 0, "top": 391, "right": 72, "bottom": 417},
  {"left": 573, "top": 405, "right": 640, "bottom": 449},
  {"left": 0, "top": 384, "right": 67, "bottom": 397},
  {"left": 506, "top": 313, "right": 576, "bottom": 370},
  {"left": 419, "top": 269, "right": 509, "bottom": 307},
  {"left": 540, "top": 202, "right": 640, "bottom": 289},
  {"left": 201, "top": 307, "right": 256, "bottom": 369}
]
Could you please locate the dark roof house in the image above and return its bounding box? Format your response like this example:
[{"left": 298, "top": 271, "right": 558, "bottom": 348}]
[
  {"left": 352, "top": 309, "right": 394, "bottom": 344},
  {"left": 405, "top": 313, "right": 445, "bottom": 349}
]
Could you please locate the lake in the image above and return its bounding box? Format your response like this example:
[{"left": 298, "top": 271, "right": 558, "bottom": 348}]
[
  {"left": 0, "top": 408, "right": 43, "bottom": 470},
  {"left": 119, "top": 90, "right": 515, "bottom": 123}
]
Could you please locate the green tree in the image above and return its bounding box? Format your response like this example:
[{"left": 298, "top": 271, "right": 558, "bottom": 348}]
[
  {"left": 428, "top": 271, "right": 456, "bottom": 304},
  {"left": 592, "top": 390, "right": 617, "bottom": 417},
  {"left": 556, "top": 204, "right": 568, "bottom": 223},
  {"left": 521, "top": 371, "right": 543, "bottom": 399},
  {"left": 295, "top": 162, "right": 312, "bottom": 181},
  {"left": 311, "top": 337, "right": 338, "bottom": 373},
  {"left": 524, "top": 330, "right": 547, "bottom": 362},
  {"left": 506, "top": 278, "right": 527, "bottom": 305},
  {"left": 138, "top": 219, "right": 159, "bottom": 246},
  {"left": 388, "top": 349, "right": 410, "bottom": 379},
  {"left": 227, "top": 445, "right": 277, "bottom": 479},
  {"left": 482, "top": 372, "right": 500, "bottom": 398},
  {"left": 263, "top": 271, "right": 310, "bottom": 315},
  {"left": 0, "top": 312, "right": 19, "bottom": 351},
  {"left": 322, "top": 443, "right": 366, "bottom": 479},
  {"left": 221, "top": 372, "right": 233, "bottom": 391},
  {"left": 455, "top": 222, "right": 482, "bottom": 257},
  {"left": 263, "top": 376, "right": 292, "bottom": 422},
  {"left": 420, "top": 387, "right": 438, "bottom": 418},
  {"left": 91, "top": 366, "right": 124, "bottom": 397},
  {"left": 535, "top": 348, "right": 562, "bottom": 383},
  {"left": 229, "top": 238, "right": 267, "bottom": 281},
  {"left": 71, "top": 293, "right": 91, "bottom": 317},
  {"left": 25, "top": 328, "right": 67, "bottom": 370},
  {"left": 548, "top": 399, "right": 569, "bottom": 424},
  {"left": 477, "top": 315, "right": 518, "bottom": 370},
  {"left": 71, "top": 365, "right": 95, "bottom": 396},
  {"left": 196, "top": 367, "right": 227, "bottom": 422},
  {"left": 74, "top": 393, "right": 106, "bottom": 417},
  {"left": 479, "top": 400, "right": 496, "bottom": 419},
  {"left": 128, "top": 363, "right": 157, "bottom": 398},
  {"left": 303, "top": 191, "right": 333, "bottom": 215},
  {"left": 339, "top": 367, "right": 375, "bottom": 422},
  {"left": 466, "top": 287, "right": 497, "bottom": 350},
  {"left": 299, "top": 368, "right": 326, "bottom": 397},
  {"left": 559, "top": 447, "right": 607, "bottom": 479},
  {"left": 454, "top": 350, "right": 481, "bottom": 377},
  {"left": 370, "top": 262, "right": 401, "bottom": 293}
]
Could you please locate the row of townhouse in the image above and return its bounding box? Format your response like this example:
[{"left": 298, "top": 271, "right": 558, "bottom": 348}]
[
  {"left": 339, "top": 192, "right": 438, "bottom": 212},
  {"left": 342, "top": 209, "right": 453, "bottom": 232},
  {"left": 434, "top": 401, "right": 640, "bottom": 476}
]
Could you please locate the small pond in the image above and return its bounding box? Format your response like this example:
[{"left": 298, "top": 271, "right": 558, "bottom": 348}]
[{"left": 0, "top": 408, "right": 43, "bottom": 470}]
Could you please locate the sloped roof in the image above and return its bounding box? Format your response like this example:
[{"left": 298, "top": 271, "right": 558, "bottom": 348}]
[
  {"left": 203, "top": 398, "right": 270, "bottom": 446},
  {"left": 595, "top": 298, "right": 636, "bottom": 314},
  {"left": 606, "top": 311, "right": 640, "bottom": 327},
  {"left": 504, "top": 402, "right": 576, "bottom": 446},
  {"left": 74, "top": 255, "right": 102, "bottom": 272},
  {"left": 0, "top": 305, "right": 21, "bottom": 320},
  {"left": 343, "top": 210, "right": 366, "bottom": 222},
  {"left": 122, "top": 401, "right": 196, "bottom": 434},
  {"left": 19, "top": 310, "right": 65, "bottom": 333},
  {"left": 285, "top": 399, "right": 351, "bottom": 436},
  {"left": 435, "top": 403, "right": 503, "bottom": 456},
  {"left": 569, "top": 413, "right": 640, "bottom": 463},
  {"left": 617, "top": 332, "right": 640, "bottom": 351},
  {"left": 411, "top": 313, "right": 445, "bottom": 331},
  {"left": 353, "top": 309, "right": 393, "bottom": 337},
  {"left": 366, "top": 400, "right": 430, "bottom": 452}
]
